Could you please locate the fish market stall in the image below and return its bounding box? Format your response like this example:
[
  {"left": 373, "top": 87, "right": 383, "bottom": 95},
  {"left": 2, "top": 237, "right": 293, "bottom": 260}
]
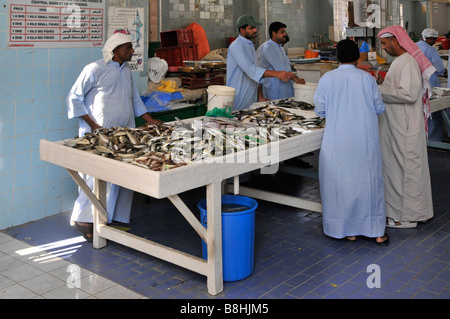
[
  {"left": 39, "top": 105, "right": 324, "bottom": 295},
  {"left": 428, "top": 94, "right": 450, "bottom": 150}
]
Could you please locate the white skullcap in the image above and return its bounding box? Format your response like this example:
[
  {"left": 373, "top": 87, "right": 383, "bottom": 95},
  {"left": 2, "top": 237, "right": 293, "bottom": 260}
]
[
  {"left": 422, "top": 28, "right": 439, "bottom": 39},
  {"left": 379, "top": 32, "right": 394, "bottom": 38},
  {"left": 102, "top": 33, "right": 133, "bottom": 64}
]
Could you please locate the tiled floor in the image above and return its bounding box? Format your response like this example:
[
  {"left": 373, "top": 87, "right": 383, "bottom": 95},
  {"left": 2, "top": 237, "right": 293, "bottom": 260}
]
[{"left": 1, "top": 149, "right": 449, "bottom": 299}]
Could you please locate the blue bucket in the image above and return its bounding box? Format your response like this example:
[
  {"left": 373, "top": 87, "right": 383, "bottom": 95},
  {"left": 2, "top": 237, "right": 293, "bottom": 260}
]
[{"left": 198, "top": 195, "right": 257, "bottom": 282}]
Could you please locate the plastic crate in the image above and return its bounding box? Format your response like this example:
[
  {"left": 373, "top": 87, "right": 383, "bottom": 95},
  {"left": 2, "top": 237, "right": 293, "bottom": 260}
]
[
  {"left": 155, "top": 45, "right": 198, "bottom": 67},
  {"left": 160, "top": 29, "right": 194, "bottom": 47}
]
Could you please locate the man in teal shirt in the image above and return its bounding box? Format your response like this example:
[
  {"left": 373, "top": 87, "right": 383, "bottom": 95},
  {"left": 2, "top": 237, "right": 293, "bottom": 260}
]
[{"left": 226, "top": 14, "right": 294, "bottom": 111}]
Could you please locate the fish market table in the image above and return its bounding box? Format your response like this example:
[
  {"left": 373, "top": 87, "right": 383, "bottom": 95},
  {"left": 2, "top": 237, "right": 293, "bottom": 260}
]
[
  {"left": 39, "top": 118, "right": 323, "bottom": 295},
  {"left": 428, "top": 95, "right": 450, "bottom": 150}
]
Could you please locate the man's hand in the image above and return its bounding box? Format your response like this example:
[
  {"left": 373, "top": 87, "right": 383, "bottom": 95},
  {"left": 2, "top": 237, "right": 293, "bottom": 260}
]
[
  {"left": 290, "top": 73, "right": 306, "bottom": 84},
  {"left": 276, "top": 71, "right": 291, "bottom": 82},
  {"left": 141, "top": 112, "right": 163, "bottom": 125},
  {"left": 374, "top": 72, "right": 384, "bottom": 85},
  {"left": 81, "top": 114, "right": 102, "bottom": 132}
]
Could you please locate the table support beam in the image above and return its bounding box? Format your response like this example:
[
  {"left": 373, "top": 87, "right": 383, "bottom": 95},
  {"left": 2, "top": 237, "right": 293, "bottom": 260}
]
[
  {"left": 228, "top": 184, "right": 322, "bottom": 213},
  {"left": 206, "top": 181, "right": 223, "bottom": 295}
]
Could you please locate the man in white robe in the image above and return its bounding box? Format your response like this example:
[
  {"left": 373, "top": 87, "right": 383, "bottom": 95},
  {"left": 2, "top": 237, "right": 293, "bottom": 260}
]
[
  {"left": 67, "top": 31, "right": 161, "bottom": 242},
  {"left": 377, "top": 26, "right": 434, "bottom": 228},
  {"left": 314, "top": 39, "right": 388, "bottom": 244}
]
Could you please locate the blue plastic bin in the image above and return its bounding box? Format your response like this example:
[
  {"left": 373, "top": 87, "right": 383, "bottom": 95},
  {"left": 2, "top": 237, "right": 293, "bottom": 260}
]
[{"left": 198, "top": 195, "right": 258, "bottom": 282}]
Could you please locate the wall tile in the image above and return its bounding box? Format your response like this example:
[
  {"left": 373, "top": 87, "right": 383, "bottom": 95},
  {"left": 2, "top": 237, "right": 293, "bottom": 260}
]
[
  {"left": 0, "top": 191, "right": 13, "bottom": 211},
  {"left": 14, "top": 152, "right": 31, "bottom": 172},
  {"left": 29, "top": 201, "right": 46, "bottom": 221},
  {"left": 15, "top": 118, "right": 32, "bottom": 136},
  {"left": 12, "top": 206, "right": 29, "bottom": 226},
  {"left": 16, "top": 83, "right": 33, "bottom": 101},
  {"left": 14, "top": 135, "right": 31, "bottom": 154},
  {"left": 0, "top": 121, "right": 15, "bottom": 139},
  {"left": 0, "top": 102, "right": 15, "bottom": 121},
  {"left": 13, "top": 169, "right": 31, "bottom": 190},
  {"left": 0, "top": 137, "right": 14, "bottom": 156},
  {"left": 13, "top": 187, "right": 30, "bottom": 208},
  {"left": 0, "top": 155, "right": 14, "bottom": 175}
]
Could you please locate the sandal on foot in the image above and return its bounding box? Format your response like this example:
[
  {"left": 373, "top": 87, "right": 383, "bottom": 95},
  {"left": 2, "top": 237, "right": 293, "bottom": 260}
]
[
  {"left": 74, "top": 222, "right": 93, "bottom": 243},
  {"left": 376, "top": 233, "right": 389, "bottom": 246},
  {"left": 345, "top": 236, "right": 357, "bottom": 243},
  {"left": 386, "top": 218, "right": 417, "bottom": 229}
]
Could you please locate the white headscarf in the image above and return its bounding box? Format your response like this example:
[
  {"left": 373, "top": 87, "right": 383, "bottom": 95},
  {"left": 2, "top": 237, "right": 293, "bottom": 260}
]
[
  {"left": 422, "top": 28, "right": 439, "bottom": 40},
  {"left": 102, "top": 33, "right": 133, "bottom": 64}
]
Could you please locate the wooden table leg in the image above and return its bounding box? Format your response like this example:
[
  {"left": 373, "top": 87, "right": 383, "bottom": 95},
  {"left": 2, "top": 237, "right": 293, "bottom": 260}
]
[
  {"left": 206, "top": 181, "right": 223, "bottom": 295},
  {"left": 93, "top": 178, "right": 107, "bottom": 249}
]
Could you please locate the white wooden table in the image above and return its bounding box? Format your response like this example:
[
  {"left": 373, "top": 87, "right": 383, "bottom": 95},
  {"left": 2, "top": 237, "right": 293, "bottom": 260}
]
[
  {"left": 429, "top": 95, "right": 450, "bottom": 150},
  {"left": 40, "top": 120, "right": 324, "bottom": 295}
]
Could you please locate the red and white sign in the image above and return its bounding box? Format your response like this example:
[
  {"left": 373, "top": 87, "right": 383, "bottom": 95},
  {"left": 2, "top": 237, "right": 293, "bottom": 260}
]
[{"left": 8, "top": 0, "right": 105, "bottom": 48}]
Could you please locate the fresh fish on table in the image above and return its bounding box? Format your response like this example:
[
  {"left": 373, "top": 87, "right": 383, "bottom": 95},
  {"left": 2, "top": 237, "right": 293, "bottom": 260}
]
[
  {"left": 64, "top": 104, "right": 324, "bottom": 170},
  {"left": 271, "top": 98, "right": 315, "bottom": 111}
]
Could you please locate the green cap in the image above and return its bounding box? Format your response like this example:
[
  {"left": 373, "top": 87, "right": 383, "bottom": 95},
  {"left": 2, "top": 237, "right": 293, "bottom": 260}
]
[{"left": 236, "top": 14, "right": 262, "bottom": 28}]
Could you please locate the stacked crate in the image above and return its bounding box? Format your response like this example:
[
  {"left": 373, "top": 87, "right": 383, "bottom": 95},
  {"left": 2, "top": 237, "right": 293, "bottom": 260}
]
[{"left": 155, "top": 29, "right": 198, "bottom": 69}]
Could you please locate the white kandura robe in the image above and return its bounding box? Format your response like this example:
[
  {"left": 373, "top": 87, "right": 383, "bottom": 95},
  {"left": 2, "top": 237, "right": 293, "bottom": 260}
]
[
  {"left": 314, "top": 64, "right": 386, "bottom": 239},
  {"left": 67, "top": 59, "right": 148, "bottom": 224},
  {"left": 378, "top": 53, "right": 433, "bottom": 222}
]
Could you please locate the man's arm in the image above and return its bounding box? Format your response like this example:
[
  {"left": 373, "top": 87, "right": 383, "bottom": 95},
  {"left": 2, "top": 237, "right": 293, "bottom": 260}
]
[
  {"left": 80, "top": 114, "right": 102, "bottom": 132},
  {"left": 140, "top": 112, "right": 163, "bottom": 125},
  {"left": 263, "top": 70, "right": 292, "bottom": 82}
]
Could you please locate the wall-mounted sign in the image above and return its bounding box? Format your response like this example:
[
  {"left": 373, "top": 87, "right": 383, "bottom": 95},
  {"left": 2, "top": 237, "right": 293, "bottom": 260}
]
[{"left": 8, "top": 0, "right": 105, "bottom": 48}]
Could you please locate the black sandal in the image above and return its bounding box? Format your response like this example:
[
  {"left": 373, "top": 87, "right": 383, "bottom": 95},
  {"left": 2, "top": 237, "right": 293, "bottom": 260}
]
[
  {"left": 74, "top": 222, "right": 93, "bottom": 243},
  {"left": 376, "top": 233, "right": 389, "bottom": 246}
]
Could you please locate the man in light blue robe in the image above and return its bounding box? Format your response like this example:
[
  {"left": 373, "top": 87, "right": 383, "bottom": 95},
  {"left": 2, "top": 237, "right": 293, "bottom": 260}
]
[
  {"left": 67, "top": 32, "right": 161, "bottom": 242},
  {"left": 257, "top": 22, "right": 305, "bottom": 100},
  {"left": 226, "top": 15, "right": 293, "bottom": 111},
  {"left": 314, "top": 39, "right": 388, "bottom": 244},
  {"left": 417, "top": 28, "right": 446, "bottom": 141}
]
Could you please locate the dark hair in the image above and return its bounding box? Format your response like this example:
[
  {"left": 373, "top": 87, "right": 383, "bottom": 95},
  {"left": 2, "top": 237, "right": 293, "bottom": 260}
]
[
  {"left": 238, "top": 24, "right": 249, "bottom": 33},
  {"left": 269, "top": 22, "right": 287, "bottom": 38}
]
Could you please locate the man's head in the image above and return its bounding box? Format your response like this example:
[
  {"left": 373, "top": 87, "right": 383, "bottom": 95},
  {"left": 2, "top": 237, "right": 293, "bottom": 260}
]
[
  {"left": 113, "top": 42, "right": 135, "bottom": 64},
  {"left": 336, "top": 39, "right": 360, "bottom": 64},
  {"left": 380, "top": 34, "right": 406, "bottom": 57},
  {"left": 422, "top": 28, "right": 439, "bottom": 46},
  {"left": 236, "top": 14, "right": 262, "bottom": 40},
  {"left": 269, "top": 22, "right": 289, "bottom": 45},
  {"left": 102, "top": 31, "right": 134, "bottom": 64}
]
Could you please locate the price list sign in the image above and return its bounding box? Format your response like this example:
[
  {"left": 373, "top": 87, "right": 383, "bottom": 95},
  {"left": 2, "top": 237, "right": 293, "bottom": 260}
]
[{"left": 8, "top": 0, "right": 105, "bottom": 48}]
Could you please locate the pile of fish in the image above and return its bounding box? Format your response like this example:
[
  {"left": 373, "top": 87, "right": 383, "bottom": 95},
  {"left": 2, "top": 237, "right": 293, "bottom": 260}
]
[
  {"left": 64, "top": 106, "right": 325, "bottom": 171},
  {"left": 271, "top": 98, "right": 315, "bottom": 111},
  {"left": 233, "top": 105, "right": 325, "bottom": 130},
  {"left": 64, "top": 125, "right": 188, "bottom": 171}
]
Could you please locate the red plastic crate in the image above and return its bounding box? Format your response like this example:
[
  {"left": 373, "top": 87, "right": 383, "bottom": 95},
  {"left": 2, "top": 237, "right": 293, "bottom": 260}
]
[
  {"left": 160, "top": 29, "right": 194, "bottom": 47},
  {"left": 155, "top": 45, "right": 198, "bottom": 67}
]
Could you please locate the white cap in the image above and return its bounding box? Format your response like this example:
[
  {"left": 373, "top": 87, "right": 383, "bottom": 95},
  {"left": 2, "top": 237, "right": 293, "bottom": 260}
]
[
  {"left": 422, "top": 28, "right": 439, "bottom": 39},
  {"left": 379, "top": 32, "right": 394, "bottom": 38}
]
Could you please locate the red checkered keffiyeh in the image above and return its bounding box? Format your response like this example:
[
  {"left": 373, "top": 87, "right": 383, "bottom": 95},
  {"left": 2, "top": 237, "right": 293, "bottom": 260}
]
[{"left": 378, "top": 25, "right": 436, "bottom": 134}]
